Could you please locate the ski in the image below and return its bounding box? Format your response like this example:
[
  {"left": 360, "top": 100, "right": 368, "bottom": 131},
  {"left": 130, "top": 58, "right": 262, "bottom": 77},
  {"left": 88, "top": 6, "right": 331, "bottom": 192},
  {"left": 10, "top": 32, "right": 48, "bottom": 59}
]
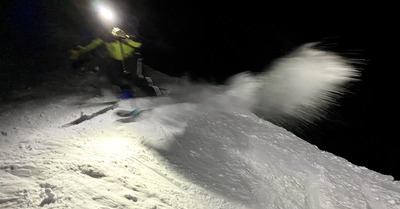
[
  {"left": 71, "top": 100, "right": 119, "bottom": 107},
  {"left": 114, "top": 108, "right": 152, "bottom": 117},
  {"left": 115, "top": 108, "right": 141, "bottom": 117},
  {"left": 62, "top": 103, "right": 118, "bottom": 127},
  {"left": 114, "top": 108, "right": 152, "bottom": 123}
]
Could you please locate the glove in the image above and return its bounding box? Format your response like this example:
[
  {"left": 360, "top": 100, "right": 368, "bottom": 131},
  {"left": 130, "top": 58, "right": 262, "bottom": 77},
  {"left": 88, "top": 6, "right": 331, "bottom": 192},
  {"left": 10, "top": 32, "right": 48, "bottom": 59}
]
[
  {"left": 69, "top": 45, "right": 85, "bottom": 60},
  {"left": 111, "top": 27, "right": 128, "bottom": 39}
]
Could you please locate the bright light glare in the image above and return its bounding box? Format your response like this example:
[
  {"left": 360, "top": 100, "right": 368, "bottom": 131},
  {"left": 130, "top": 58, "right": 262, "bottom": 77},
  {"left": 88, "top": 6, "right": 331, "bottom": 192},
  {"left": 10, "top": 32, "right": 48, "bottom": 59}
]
[
  {"left": 98, "top": 5, "right": 115, "bottom": 23},
  {"left": 88, "top": 136, "right": 133, "bottom": 161}
]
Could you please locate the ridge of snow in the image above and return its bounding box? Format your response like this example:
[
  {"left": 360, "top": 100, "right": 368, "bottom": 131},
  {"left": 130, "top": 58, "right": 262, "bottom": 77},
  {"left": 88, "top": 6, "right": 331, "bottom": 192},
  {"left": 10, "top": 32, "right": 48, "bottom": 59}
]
[{"left": 1, "top": 62, "right": 399, "bottom": 209}]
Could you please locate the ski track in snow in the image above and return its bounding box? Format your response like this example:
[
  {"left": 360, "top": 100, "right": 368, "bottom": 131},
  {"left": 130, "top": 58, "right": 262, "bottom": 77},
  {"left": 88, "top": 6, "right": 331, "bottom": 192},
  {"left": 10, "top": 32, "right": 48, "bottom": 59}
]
[{"left": 1, "top": 70, "right": 400, "bottom": 209}]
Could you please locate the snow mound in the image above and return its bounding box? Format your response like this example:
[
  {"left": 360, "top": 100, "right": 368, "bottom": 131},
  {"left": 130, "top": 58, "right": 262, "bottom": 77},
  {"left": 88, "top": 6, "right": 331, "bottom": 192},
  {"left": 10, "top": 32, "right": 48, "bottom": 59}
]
[{"left": 1, "top": 45, "right": 399, "bottom": 209}]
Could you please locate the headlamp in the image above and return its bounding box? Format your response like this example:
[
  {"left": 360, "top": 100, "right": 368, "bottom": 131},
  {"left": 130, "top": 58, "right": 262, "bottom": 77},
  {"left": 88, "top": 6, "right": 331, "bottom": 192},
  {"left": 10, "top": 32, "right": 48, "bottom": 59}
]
[
  {"left": 99, "top": 6, "right": 115, "bottom": 23},
  {"left": 94, "top": 2, "right": 118, "bottom": 26}
]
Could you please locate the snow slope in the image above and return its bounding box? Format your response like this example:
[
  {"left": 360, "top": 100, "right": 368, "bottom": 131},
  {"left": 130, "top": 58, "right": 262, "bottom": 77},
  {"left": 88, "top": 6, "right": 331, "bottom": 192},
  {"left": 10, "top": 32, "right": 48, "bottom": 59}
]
[{"left": 1, "top": 55, "right": 400, "bottom": 208}]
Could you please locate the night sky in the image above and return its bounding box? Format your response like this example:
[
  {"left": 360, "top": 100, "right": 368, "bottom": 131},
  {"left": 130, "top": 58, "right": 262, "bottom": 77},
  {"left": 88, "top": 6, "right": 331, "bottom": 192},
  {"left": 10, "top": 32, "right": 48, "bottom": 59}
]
[{"left": 1, "top": 1, "right": 397, "bottom": 179}]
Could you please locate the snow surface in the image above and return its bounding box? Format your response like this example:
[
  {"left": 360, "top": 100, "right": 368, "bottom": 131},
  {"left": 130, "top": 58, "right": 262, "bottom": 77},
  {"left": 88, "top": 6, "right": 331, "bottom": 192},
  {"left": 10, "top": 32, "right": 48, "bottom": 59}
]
[{"left": 1, "top": 58, "right": 400, "bottom": 209}]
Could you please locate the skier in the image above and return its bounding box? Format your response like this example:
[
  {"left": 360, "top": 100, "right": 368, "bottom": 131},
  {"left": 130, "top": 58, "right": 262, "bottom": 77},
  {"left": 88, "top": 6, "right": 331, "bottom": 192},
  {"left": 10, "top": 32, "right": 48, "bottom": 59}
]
[{"left": 69, "top": 27, "right": 161, "bottom": 97}]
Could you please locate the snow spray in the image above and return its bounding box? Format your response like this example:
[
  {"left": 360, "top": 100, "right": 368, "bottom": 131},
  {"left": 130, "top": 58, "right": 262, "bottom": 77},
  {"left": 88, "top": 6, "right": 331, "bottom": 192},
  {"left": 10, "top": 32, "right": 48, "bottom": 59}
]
[
  {"left": 225, "top": 43, "right": 359, "bottom": 125},
  {"left": 128, "top": 43, "right": 359, "bottom": 151}
]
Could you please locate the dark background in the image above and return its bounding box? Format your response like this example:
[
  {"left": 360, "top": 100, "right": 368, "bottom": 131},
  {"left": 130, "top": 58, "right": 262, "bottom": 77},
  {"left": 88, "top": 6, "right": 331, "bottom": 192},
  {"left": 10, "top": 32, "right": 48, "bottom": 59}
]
[{"left": 1, "top": 1, "right": 397, "bottom": 179}]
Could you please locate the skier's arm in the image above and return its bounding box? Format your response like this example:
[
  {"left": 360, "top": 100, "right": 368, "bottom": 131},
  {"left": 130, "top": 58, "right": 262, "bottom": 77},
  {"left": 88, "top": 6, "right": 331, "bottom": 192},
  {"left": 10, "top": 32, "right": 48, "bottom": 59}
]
[
  {"left": 81, "top": 38, "right": 105, "bottom": 53},
  {"left": 122, "top": 38, "right": 142, "bottom": 49},
  {"left": 69, "top": 38, "right": 105, "bottom": 60}
]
